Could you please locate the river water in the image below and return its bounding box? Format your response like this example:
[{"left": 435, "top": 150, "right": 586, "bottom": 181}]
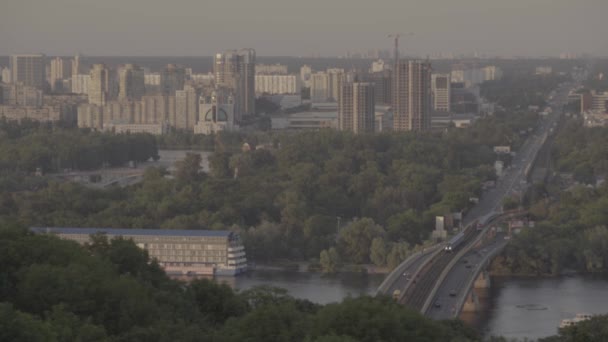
[
  {"left": 212, "top": 271, "right": 608, "bottom": 340},
  {"left": 467, "top": 275, "right": 608, "bottom": 340}
]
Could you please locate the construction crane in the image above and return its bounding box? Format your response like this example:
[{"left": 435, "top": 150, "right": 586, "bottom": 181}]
[{"left": 388, "top": 32, "right": 414, "bottom": 66}]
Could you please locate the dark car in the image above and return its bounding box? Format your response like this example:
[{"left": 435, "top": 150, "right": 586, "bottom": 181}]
[
  {"left": 434, "top": 302, "right": 441, "bottom": 308},
  {"left": 449, "top": 290, "right": 457, "bottom": 297}
]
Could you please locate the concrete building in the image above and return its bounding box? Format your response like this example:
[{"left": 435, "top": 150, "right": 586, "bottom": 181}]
[
  {"left": 339, "top": 82, "right": 375, "bottom": 133},
  {"left": 71, "top": 54, "right": 83, "bottom": 77},
  {"left": 10, "top": 54, "right": 46, "bottom": 89},
  {"left": 71, "top": 74, "right": 90, "bottom": 94},
  {"left": 0, "top": 105, "right": 73, "bottom": 123},
  {"left": 255, "top": 63, "right": 288, "bottom": 75},
  {"left": 2, "top": 83, "right": 43, "bottom": 106},
  {"left": 370, "top": 70, "right": 392, "bottom": 106},
  {"left": 310, "top": 72, "right": 330, "bottom": 103},
  {"left": 142, "top": 95, "right": 175, "bottom": 125},
  {"left": 160, "top": 64, "right": 185, "bottom": 96},
  {"left": 30, "top": 227, "right": 247, "bottom": 276},
  {"left": 271, "top": 112, "right": 337, "bottom": 130},
  {"left": 118, "top": 64, "right": 145, "bottom": 101},
  {"left": 327, "top": 68, "right": 345, "bottom": 102},
  {"left": 393, "top": 60, "right": 432, "bottom": 131},
  {"left": 175, "top": 85, "right": 199, "bottom": 130},
  {"left": 431, "top": 73, "right": 451, "bottom": 112},
  {"left": 255, "top": 75, "right": 300, "bottom": 95},
  {"left": 214, "top": 49, "right": 256, "bottom": 121},
  {"left": 144, "top": 73, "right": 161, "bottom": 94},
  {"left": 195, "top": 90, "right": 237, "bottom": 134},
  {"left": 371, "top": 59, "right": 388, "bottom": 73},
  {"left": 78, "top": 103, "right": 104, "bottom": 129},
  {"left": 49, "top": 57, "right": 71, "bottom": 91},
  {"left": 2, "top": 67, "right": 12, "bottom": 84},
  {"left": 300, "top": 65, "right": 312, "bottom": 88},
  {"left": 104, "top": 122, "right": 169, "bottom": 135},
  {"left": 482, "top": 65, "right": 503, "bottom": 81},
  {"left": 535, "top": 66, "right": 553, "bottom": 75},
  {"left": 89, "top": 64, "right": 111, "bottom": 106}
]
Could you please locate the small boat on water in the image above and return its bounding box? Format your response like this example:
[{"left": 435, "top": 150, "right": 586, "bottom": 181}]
[{"left": 560, "top": 313, "right": 593, "bottom": 329}]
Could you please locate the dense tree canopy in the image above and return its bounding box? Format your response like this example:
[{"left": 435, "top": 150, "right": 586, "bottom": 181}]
[{"left": 0, "top": 225, "right": 479, "bottom": 341}]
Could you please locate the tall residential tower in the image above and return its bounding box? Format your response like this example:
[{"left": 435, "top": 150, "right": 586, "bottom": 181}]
[{"left": 393, "top": 60, "right": 432, "bottom": 131}]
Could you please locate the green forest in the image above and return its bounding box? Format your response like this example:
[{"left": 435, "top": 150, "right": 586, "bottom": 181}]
[
  {"left": 493, "top": 121, "right": 608, "bottom": 275},
  {"left": 0, "top": 226, "right": 479, "bottom": 342},
  {"left": 2, "top": 225, "right": 607, "bottom": 342},
  {"left": 0, "top": 110, "right": 537, "bottom": 267}
]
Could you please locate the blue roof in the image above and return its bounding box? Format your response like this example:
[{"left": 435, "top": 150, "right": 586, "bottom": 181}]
[{"left": 30, "top": 227, "right": 233, "bottom": 238}]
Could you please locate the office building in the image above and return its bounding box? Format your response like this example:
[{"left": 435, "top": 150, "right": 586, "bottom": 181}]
[
  {"left": 49, "top": 57, "right": 71, "bottom": 91},
  {"left": 195, "top": 89, "right": 237, "bottom": 134},
  {"left": 10, "top": 54, "right": 46, "bottom": 88},
  {"left": 431, "top": 73, "right": 451, "bottom": 112},
  {"left": 393, "top": 60, "right": 432, "bottom": 131},
  {"left": 118, "top": 64, "right": 145, "bottom": 101},
  {"left": 88, "top": 64, "right": 111, "bottom": 106},
  {"left": 214, "top": 49, "right": 256, "bottom": 121},
  {"left": 581, "top": 90, "right": 608, "bottom": 114},
  {"left": 30, "top": 227, "right": 247, "bottom": 276},
  {"left": 160, "top": 64, "right": 185, "bottom": 96},
  {"left": 310, "top": 72, "right": 330, "bottom": 103},
  {"left": 339, "top": 82, "right": 375, "bottom": 133},
  {"left": 255, "top": 75, "right": 300, "bottom": 95},
  {"left": 175, "top": 85, "right": 199, "bottom": 130}
]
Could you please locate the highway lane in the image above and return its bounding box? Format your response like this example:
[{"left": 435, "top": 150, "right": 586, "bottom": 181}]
[
  {"left": 384, "top": 249, "right": 437, "bottom": 297},
  {"left": 424, "top": 82, "right": 576, "bottom": 319},
  {"left": 427, "top": 232, "right": 508, "bottom": 319}
]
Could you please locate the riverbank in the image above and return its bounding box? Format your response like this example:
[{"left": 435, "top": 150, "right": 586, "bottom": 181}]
[{"left": 249, "top": 261, "right": 390, "bottom": 275}]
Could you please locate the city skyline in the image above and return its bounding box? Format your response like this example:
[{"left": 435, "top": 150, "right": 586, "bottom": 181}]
[{"left": 1, "top": 0, "right": 607, "bottom": 57}]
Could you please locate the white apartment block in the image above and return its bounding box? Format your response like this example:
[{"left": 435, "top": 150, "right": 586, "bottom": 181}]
[
  {"left": 71, "top": 74, "right": 91, "bottom": 94},
  {"left": 255, "top": 75, "right": 300, "bottom": 95}
]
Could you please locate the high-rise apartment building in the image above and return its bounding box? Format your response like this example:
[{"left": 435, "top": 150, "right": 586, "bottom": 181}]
[
  {"left": 431, "top": 73, "right": 451, "bottom": 112},
  {"left": 310, "top": 72, "right": 329, "bottom": 103},
  {"left": 327, "top": 68, "right": 345, "bottom": 102},
  {"left": 393, "top": 60, "right": 432, "bottom": 132},
  {"left": 339, "top": 82, "right": 375, "bottom": 133},
  {"left": 255, "top": 64, "right": 288, "bottom": 75},
  {"left": 88, "top": 64, "right": 111, "bottom": 106},
  {"left": 159, "top": 64, "right": 185, "bottom": 96},
  {"left": 175, "top": 85, "right": 199, "bottom": 130},
  {"left": 1, "top": 67, "right": 11, "bottom": 84},
  {"left": 49, "top": 57, "right": 71, "bottom": 91},
  {"left": 214, "top": 49, "right": 256, "bottom": 122},
  {"left": 10, "top": 54, "right": 46, "bottom": 89},
  {"left": 118, "top": 64, "right": 145, "bottom": 101},
  {"left": 255, "top": 75, "right": 300, "bottom": 95},
  {"left": 71, "top": 54, "right": 82, "bottom": 78},
  {"left": 300, "top": 65, "right": 312, "bottom": 88},
  {"left": 370, "top": 70, "right": 392, "bottom": 105},
  {"left": 71, "top": 74, "right": 90, "bottom": 94}
]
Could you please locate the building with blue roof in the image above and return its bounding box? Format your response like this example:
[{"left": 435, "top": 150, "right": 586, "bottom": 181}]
[{"left": 30, "top": 227, "right": 247, "bottom": 276}]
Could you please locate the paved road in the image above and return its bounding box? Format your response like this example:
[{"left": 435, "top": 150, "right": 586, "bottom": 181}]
[{"left": 423, "top": 82, "right": 576, "bottom": 318}]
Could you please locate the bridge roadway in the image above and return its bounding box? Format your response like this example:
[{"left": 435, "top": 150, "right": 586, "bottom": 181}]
[
  {"left": 422, "top": 82, "right": 573, "bottom": 319},
  {"left": 379, "top": 81, "right": 576, "bottom": 315}
]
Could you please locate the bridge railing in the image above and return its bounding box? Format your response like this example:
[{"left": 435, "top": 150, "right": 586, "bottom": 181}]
[
  {"left": 376, "top": 244, "right": 442, "bottom": 296},
  {"left": 453, "top": 240, "right": 508, "bottom": 317}
]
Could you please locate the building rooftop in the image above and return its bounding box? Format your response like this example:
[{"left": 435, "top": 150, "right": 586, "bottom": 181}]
[{"left": 30, "top": 227, "right": 233, "bottom": 238}]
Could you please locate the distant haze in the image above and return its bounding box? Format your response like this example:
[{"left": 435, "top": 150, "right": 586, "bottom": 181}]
[{"left": 1, "top": 0, "right": 607, "bottom": 57}]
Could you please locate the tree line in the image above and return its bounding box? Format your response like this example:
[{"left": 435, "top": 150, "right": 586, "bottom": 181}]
[{"left": 0, "top": 225, "right": 479, "bottom": 342}]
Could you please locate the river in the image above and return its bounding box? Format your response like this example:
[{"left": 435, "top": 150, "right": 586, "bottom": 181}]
[
  {"left": 463, "top": 275, "right": 608, "bottom": 340},
  {"left": 212, "top": 271, "right": 608, "bottom": 340}
]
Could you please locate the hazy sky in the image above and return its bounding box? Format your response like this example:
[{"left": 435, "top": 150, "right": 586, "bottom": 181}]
[{"left": 1, "top": 0, "right": 607, "bottom": 57}]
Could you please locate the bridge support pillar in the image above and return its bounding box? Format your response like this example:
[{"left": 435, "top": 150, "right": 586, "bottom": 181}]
[
  {"left": 461, "top": 290, "right": 479, "bottom": 313},
  {"left": 474, "top": 269, "right": 491, "bottom": 289}
]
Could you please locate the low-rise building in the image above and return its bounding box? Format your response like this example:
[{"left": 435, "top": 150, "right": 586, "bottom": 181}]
[{"left": 30, "top": 227, "right": 247, "bottom": 276}]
